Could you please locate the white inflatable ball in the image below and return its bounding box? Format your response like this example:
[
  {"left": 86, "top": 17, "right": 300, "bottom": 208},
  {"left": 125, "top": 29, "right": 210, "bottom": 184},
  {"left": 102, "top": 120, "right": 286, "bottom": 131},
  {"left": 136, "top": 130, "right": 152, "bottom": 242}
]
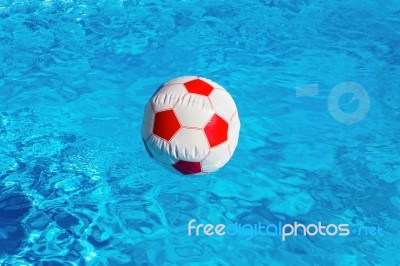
[{"left": 141, "top": 76, "right": 240, "bottom": 175}]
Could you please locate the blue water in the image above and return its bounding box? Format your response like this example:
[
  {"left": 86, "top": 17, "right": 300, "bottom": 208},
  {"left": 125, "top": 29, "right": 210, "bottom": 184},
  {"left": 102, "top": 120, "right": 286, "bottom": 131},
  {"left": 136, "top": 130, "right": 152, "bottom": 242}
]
[{"left": 1, "top": 0, "right": 399, "bottom": 265}]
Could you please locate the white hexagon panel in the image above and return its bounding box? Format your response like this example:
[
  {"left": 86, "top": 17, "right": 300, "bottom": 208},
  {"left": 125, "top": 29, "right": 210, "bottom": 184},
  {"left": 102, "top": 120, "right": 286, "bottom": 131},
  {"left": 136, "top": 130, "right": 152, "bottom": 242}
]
[{"left": 151, "top": 83, "right": 187, "bottom": 112}]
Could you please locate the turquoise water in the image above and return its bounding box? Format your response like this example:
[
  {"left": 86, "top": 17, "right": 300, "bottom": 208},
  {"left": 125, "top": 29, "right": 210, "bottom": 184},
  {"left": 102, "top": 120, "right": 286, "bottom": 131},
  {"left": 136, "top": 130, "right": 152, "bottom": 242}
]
[{"left": 1, "top": 0, "right": 399, "bottom": 265}]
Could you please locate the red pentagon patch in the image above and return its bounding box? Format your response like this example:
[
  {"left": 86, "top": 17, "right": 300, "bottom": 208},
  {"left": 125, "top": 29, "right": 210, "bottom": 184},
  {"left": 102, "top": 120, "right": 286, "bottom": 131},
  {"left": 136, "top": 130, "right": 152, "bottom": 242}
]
[
  {"left": 173, "top": 160, "right": 202, "bottom": 175},
  {"left": 153, "top": 110, "right": 181, "bottom": 141},
  {"left": 184, "top": 79, "right": 214, "bottom": 96},
  {"left": 204, "top": 114, "right": 228, "bottom": 148}
]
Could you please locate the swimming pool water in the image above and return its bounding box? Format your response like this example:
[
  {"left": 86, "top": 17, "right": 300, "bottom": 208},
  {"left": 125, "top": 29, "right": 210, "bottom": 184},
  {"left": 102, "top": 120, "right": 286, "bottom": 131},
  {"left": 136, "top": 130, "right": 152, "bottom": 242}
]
[{"left": 0, "top": 0, "right": 399, "bottom": 265}]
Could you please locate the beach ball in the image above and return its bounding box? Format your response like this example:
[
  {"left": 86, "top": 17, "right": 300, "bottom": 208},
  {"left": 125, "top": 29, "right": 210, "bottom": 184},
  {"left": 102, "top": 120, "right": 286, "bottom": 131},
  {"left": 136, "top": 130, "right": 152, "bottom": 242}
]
[{"left": 141, "top": 76, "right": 240, "bottom": 175}]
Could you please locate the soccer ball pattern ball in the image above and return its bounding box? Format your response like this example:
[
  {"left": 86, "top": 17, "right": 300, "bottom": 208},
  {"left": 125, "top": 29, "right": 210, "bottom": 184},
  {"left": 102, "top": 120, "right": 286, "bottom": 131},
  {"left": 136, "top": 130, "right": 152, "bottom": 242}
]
[{"left": 141, "top": 76, "right": 240, "bottom": 175}]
